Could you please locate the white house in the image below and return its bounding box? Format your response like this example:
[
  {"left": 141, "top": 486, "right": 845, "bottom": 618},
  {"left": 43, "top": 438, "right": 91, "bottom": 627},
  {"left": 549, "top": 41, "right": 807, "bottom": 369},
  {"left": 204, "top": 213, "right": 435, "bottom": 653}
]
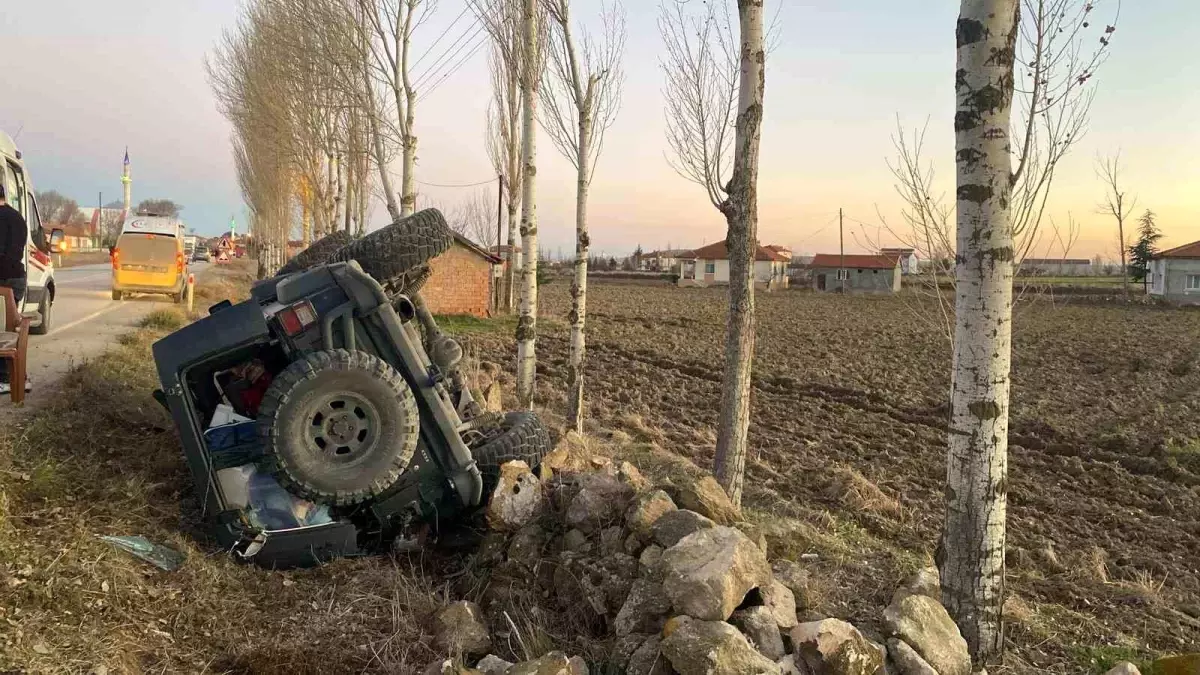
[
  {"left": 1149, "top": 240, "right": 1200, "bottom": 305},
  {"left": 640, "top": 249, "right": 693, "bottom": 272},
  {"left": 678, "top": 240, "right": 789, "bottom": 289},
  {"left": 880, "top": 247, "right": 919, "bottom": 275}
]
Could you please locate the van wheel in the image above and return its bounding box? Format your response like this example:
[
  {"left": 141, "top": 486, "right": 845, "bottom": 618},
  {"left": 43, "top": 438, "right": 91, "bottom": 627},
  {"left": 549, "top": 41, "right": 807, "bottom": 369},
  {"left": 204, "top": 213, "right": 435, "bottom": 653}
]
[
  {"left": 111, "top": 290, "right": 123, "bottom": 301},
  {"left": 30, "top": 294, "right": 51, "bottom": 335},
  {"left": 257, "top": 349, "right": 420, "bottom": 505},
  {"left": 472, "top": 412, "right": 553, "bottom": 496},
  {"left": 173, "top": 289, "right": 184, "bottom": 304}
]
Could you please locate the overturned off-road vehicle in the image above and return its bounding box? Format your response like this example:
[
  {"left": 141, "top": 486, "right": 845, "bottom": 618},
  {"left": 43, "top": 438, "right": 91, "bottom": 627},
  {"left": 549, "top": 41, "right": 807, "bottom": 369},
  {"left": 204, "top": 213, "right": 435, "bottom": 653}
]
[{"left": 152, "top": 210, "right": 550, "bottom": 568}]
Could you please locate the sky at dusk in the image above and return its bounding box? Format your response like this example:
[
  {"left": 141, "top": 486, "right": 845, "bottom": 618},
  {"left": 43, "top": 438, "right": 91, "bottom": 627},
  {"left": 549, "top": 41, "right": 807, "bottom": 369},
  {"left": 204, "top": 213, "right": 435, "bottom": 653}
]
[{"left": 2, "top": 1, "right": 1197, "bottom": 259}]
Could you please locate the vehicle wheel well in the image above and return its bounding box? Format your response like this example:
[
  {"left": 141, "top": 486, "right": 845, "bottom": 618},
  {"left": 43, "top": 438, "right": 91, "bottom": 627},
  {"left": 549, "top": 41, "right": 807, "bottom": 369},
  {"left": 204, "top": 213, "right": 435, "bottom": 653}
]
[{"left": 46, "top": 280, "right": 55, "bottom": 302}]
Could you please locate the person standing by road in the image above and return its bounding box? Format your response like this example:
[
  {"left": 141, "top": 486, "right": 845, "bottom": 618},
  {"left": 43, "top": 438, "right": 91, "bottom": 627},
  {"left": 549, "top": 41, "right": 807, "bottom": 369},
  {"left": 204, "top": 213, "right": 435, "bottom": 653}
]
[{"left": 0, "top": 184, "right": 28, "bottom": 394}]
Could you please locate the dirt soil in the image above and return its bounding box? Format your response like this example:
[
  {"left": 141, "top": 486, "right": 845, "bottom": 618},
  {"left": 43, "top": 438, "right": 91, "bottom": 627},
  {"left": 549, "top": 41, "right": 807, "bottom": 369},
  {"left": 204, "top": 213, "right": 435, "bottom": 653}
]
[{"left": 468, "top": 282, "right": 1200, "bottom": 673}]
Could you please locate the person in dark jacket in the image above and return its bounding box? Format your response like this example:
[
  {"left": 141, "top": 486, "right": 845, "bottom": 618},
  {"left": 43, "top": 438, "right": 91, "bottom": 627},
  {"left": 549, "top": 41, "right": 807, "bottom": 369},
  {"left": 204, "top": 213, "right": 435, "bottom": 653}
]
[{"left": 0, "top": 183, "right": 28, "bottom": 394}]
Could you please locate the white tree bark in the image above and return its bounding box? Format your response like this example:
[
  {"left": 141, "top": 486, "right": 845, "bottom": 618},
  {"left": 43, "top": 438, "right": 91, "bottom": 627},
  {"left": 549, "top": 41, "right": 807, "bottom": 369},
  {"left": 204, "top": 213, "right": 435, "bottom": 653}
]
[
  {"left": 710, "top": 0, "right": 765, "bottom": 507},
  {"left": 940, "top": 0, "right": 1019, "bottom": 664},
  {"left": 333, "top": 152, "right": 346, "bottom": 230},
  {"left": 514, "top": 0, "right": 541, "bottom": 410},
  {"left": 567, "top": 115, "right": 591, "bottom": 430}
]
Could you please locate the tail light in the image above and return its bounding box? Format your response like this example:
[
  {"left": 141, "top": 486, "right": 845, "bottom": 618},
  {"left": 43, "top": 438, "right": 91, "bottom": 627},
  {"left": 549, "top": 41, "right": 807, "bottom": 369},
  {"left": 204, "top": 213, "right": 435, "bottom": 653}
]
[
  {"left": 111, "top": 248, "right": 120, "bottom": 270},
  {"left": 277, "top": 300, "right": 317, "bottom": 337},
  {"left": 176, "top": 251, "right": 185, "bottom": 274},
  {"left": 31, "top": 249, "right": 52, "bottom": 267}
]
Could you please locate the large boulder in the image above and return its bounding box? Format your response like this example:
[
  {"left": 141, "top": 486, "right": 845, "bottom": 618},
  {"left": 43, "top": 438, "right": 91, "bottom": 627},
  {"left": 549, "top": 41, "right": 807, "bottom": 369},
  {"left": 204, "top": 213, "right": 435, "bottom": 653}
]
[
  {"left": 675, "top": 476, "right": 743, "bottom": 525},
  {"left": 618, "top": 461, "right": 654, "bottom": 492},
  {"left": 507, "top": 652, "right": 588, "bottom": 675},
  {"left": 730, "top": 605, "right": 786, "bottom": 660},
  {"left": 627, "top": 635, "right": 672, "bottom": 675},
  {"left": 615, "top": 578, "right": 674, "bottom": 636},
  {"left": 661, "top": 526, "right": 772, "bottom": 621},
  {"left": 887, "top": 639, "right": 938, "bottom": 675},
  {"left": 1102, "top": 663, "right": 1141, "bottom": 675},
  {"left": 893, "top": 567, "right": 940, "bottom": 604},
  {"left": 476, "top": 655, "right": 515, "bottom": 675},
  {"left": 661, "top": 617, "right": 782, "bottom": 675},
  {"left": 771, "top": 559, "right": 816, "bottom": 611},
  {"left": 626, "top": 490, "right": 678, "bottom": 537},
  {"left": 434, "top": 601, "right": 492, "bottom": 656},
  {"left": 1152, "top": 654, "right": 1200, "bottom": 675},
  {"left": 651, "top": 509, "right": 716, "bottom": 549},
  {"left": 761, "top": 579, "right": 798, "bottom": 630},
  {"left": 487, "top": 461, "right": 545, "bottom": 532},
  {"left": 552, "top": 552, "right": 640, "bottom": 619},
  {"left": 507, "top": 525, "right": 548, "bottom": 568},
  {"left": 566, "top": 473, "right": 636, "bottom": 533},
  {"left": 542, "top": 432, "right": 594, "bottom": 476},
  {"left": 882, "top": 594, "right": 970, "bottom": 675},
  {"left": 791, "top": 619, "right": 885, "bottom": 675}
]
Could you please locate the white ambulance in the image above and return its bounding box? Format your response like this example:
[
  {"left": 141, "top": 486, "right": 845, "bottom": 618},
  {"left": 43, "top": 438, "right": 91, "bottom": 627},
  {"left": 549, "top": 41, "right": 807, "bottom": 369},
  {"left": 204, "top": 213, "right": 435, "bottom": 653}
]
[{"left": 0, "top": 130, "right": 63, "bottom": 335}]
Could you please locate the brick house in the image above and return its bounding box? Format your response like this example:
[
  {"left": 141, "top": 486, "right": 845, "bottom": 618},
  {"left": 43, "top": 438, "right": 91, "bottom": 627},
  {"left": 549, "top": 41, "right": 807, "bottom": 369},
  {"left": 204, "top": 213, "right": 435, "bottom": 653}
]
[{"left": 422, "top": 233, "right": 502, "bottom": 317}]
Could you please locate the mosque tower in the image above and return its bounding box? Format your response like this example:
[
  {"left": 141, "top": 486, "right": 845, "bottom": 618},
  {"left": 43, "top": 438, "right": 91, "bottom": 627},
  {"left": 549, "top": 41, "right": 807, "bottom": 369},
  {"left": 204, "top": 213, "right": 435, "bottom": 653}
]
[{"left": 121, "top": 148, "right": 132, "bottom": 213}]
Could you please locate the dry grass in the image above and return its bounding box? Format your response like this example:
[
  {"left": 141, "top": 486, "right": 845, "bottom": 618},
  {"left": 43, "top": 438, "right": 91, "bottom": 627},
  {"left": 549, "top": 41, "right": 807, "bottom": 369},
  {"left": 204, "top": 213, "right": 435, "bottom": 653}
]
[
  {"left": 823, "top": 465, "right": 902, "bottom": 517},
  {"left": 0, "top": 280, "right": 460, "bottom": 674}
]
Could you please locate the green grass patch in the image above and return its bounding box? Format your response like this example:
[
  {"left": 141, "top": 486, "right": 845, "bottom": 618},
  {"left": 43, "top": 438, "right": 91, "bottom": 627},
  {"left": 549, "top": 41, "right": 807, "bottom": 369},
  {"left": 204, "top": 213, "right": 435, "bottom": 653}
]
[
  {"left": 138, "top": 308, "right": 187, "bottom": 332},
  {"left": 434, "top": 313, "right": 518, "bottom": 335},
  {"left": 1072, "top": 644, "right": 1153, "bottom": 674}
]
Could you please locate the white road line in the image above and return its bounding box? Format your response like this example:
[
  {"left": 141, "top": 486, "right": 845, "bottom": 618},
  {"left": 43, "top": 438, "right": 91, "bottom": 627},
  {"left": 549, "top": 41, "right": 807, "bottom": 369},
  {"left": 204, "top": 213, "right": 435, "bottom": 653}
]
[{"left": 46, "top": 303, "right": 125, "bottom": 337}]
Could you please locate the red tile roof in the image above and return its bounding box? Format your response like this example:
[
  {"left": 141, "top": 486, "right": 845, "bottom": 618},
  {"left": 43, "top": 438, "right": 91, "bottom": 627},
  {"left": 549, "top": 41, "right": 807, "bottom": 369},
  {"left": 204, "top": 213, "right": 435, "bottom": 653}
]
[
  {"left": 810, "top": 253, "right": 899, "bottom": 270},
  {"left": 689, "top": 240, "right": 787, "bottom": 262},
  {"left": 1155, "top": 240, "right": 1200, "bottom": 259}
]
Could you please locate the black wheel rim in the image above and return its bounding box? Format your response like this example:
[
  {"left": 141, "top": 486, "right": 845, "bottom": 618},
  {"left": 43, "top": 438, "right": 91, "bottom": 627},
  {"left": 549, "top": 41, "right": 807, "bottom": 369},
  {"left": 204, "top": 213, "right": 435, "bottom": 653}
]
[{"left": 303, "top": 391, "right": 381, "bottom": 463}]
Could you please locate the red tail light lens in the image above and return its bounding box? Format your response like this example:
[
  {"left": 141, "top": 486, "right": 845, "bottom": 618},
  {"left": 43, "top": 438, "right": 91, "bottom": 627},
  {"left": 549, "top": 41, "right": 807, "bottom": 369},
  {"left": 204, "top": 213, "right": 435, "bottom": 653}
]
[
  {"left": 277, "top": 300, "right": 317, "bottom": 337},
  {"left": 112, "top": 248, "right": 120, "bottom": 270},
  {"left": 176, "top": 252, "right": 185, "bottom": 274}
]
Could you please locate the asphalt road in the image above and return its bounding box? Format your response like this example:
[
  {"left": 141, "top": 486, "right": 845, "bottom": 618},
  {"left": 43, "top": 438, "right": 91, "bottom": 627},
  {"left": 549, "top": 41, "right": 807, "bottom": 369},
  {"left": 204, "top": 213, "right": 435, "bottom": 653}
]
[{"left": 10, "top": 261, "right": 210, "bottom": 410}]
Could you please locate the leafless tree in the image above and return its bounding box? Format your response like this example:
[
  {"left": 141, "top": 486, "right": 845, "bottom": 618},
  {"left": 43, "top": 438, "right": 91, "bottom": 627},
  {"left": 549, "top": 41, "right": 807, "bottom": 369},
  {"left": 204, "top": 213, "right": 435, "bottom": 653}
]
[
  {"left": 660, "top": 0, "right": 766, "bottom": 507},
  {"left": 481, "top": 0, "right": 527, "bottom": 311},
  {"left": 33, "top": 190, "right": 75, "bottom": 224},
  {"left": 541, "top": 0, "right": 625, "bottom": 433},
  {"left": 888, "top": 0, "right": 1118, "bottom": 327},
  {"left": 444, "top": 187, "right": 498, "bottom": 246},
  {"left": 1097, "top": 151, "right": 1136, "bottom": 297}
]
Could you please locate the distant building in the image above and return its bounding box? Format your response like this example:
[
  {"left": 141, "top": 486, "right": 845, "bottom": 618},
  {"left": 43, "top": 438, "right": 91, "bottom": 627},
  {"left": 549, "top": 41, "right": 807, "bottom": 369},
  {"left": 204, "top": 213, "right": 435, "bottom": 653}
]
[
  {"left": 1149, "top": 240, "right": 1200, "bottom": 305},
  {"left": 880, "top": 247, "right": 919, "bottom": 275},
  {"left": 678, "top": 240, "right": 789, "bottom": 290},
  {"left": 424, "top": 234, "right": 502, "bottom": 317},
  {"left": 640, "top": 249, "right": 693, "bottom": 272},
  {"left": 1018, "top": 258, "right": 1093, "bottom": 276},
  {"left": 764, "top": 245, "right": 792, "bottom": 262},
  {"left": 809, "top": 254, "right": 901, "bottom": 293}
]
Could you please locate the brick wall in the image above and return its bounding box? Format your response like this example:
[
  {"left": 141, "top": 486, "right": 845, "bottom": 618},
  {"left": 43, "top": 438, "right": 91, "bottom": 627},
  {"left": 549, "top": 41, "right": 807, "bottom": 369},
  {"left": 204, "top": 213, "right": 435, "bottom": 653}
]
[{"left": 423, "top": 242, "right": 494, "bottom": 317}]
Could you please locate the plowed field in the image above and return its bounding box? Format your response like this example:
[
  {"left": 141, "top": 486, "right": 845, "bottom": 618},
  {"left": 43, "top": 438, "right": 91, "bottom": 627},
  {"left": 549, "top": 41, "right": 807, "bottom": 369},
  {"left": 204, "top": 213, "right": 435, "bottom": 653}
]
[{"left": 472, "top": 282, "right": 1200, "bottom": 672}]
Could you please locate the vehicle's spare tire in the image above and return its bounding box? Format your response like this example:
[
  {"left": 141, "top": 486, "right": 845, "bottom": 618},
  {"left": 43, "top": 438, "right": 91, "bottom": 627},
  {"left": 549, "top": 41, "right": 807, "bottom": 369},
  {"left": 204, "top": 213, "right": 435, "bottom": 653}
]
[
  {"left": 275, "top": 230, "right": 356, "bottom": 276},
  {"left": 331, "top": 209, "right": 453, "bottom": 286},
  {"left": 472, "top": 412, "right": 553, "bottom": 495},
  {"left": 257, "top": 349, "right": 419, "bottom": 505}
]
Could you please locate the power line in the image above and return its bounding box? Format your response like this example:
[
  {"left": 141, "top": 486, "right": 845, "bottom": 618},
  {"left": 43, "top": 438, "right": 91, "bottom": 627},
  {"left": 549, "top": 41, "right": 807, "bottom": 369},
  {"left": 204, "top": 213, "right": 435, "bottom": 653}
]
[
  {"left": 411, "top": 4, "right": 472, "bottom": 71},
  {"left": 417, "top": 33, "right": 487, "bottom": 101},
  {"left": 416, "top": 176, "right": 497, "bottom": 188},
  {"left": 415, "top": 23, "right": 484, "bottom": 96},
  {"left": 413, "top": 20, "right": 484, "bottom": 91}
]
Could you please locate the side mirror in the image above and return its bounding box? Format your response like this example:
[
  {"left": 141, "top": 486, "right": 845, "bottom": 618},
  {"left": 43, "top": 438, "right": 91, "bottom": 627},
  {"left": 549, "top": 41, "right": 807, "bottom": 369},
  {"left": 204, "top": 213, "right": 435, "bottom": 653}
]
[{"left": 48, "top": 228, "right": 65, "bottom": 249}]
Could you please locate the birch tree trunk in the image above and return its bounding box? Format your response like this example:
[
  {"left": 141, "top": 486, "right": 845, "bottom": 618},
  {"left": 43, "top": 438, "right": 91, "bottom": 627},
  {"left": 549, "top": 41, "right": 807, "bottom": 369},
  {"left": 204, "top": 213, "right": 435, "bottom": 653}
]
[
  {"left": 940, "top": 0, "right": 1019, "bottom": 664},
  {"left": 712, "top": 0, "right": 765, "bottom": 507},
  {"left": 505, "top": 201, "right": 518, "bottom": 310},
  {"left": 567, "top": 113, "right": 592, "bottom": 432},
  {"left": 334, "top": 153, "right": 346, "bottom": 230},
  {"left": 400, "top": 8, "right": 418, "bottom": 218},
  {"left": 514, "top": 0, "right": 541, "bottom": 409}
]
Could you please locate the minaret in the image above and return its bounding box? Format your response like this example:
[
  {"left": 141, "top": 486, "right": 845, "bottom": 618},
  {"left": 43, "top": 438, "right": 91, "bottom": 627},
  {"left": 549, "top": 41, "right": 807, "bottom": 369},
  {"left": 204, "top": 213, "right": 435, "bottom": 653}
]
[{"left": 121, "top": 148, "right": 132, "bottom": 213}]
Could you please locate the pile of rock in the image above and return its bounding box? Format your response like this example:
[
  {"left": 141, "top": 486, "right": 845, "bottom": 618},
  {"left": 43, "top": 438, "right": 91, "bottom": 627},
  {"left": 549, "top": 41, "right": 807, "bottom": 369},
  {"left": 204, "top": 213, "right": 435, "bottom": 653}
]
[{"left": 425, "top": 436, "right": 975, "bottom": 675}]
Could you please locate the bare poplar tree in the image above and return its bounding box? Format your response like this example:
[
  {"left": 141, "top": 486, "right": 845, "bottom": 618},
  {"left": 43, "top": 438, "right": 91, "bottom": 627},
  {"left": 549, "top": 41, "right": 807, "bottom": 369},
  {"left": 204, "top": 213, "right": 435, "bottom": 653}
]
[
  {"left": 940, "top": 0, "right": 1020, "bottom": 663},
  {"left": 482, "top": 0, "right": 526, "bottom": 311},
  {"left": 541, "top": 0, "right": 625, "bottom": 433},
  {"left": 1097, "top": 152, "right": 1137, "bottom": 297},
  {"left": 889, "top": 0, "right": 1116, "bottom": 325},
  {"left": 659, "top": 0, "right": 765, "bottom": 506}
]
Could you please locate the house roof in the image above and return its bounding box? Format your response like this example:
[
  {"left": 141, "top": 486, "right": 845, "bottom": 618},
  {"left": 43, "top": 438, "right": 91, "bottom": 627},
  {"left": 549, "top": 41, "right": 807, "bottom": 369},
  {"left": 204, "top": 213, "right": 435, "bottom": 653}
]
[
  {"left": 646, "top": 249, "right": 693, "bottom": 258},
  {"left": 1154, "top": 240, "right": 1200, "bottom": 260},
  {"left": 880, "top": 247, "right": 916, "bottom": 255},
  {"left": 688, "top": 240, "right": 787, "bottom": 262},
  {"left": 455, "top": 233, "right": 503, "bottom": 263},
  {"left": 811, "top": 253, "right": 899, "bottom": 270}
]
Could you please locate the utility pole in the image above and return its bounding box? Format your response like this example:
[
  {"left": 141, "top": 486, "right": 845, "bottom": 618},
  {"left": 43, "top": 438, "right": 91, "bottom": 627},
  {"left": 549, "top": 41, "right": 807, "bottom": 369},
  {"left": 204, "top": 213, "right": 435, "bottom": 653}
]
[
  {"left": 496, "top": 174, "right": 504, "bottom": 311},
  {"left": 839, "top": 207, "right": 846, "bottom": 293},
  {"left": 97, "top": 192, "right": 102, "bottom": 250}
]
